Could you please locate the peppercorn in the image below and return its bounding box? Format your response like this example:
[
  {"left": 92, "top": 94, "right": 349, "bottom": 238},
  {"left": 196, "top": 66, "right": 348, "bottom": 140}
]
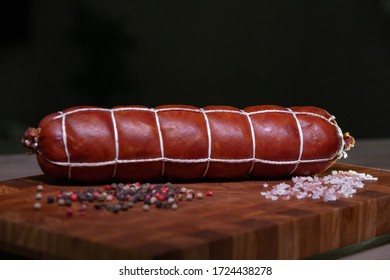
[
  {"left": 86, "top": 187, "right": 94, "bottom": 193},
  {"left": 33, "top": 202, "right": 41, "bottom": 210},
  {"left": 196, "top": 192, "right": 204, "bottom": 199},
  {"left": 70, "top": 193, "right": 78, "bottom": 202},
  {"left": 133, "top": 193, "right": 144, "bottom": 202},
  {"left": 126, "top": 201, "right": 134, "bottom": 208},
  {"left": 87, "top": 195, "right": 96, "bottom": 203},
  {"left": 93, "top": 191, "right": 101, "bottom": 197},
  {"left": 94, "top": 204, "right": 106, "bottom": 210},
  {"left": 155, "top": 193, "right": 165, "bottom": 201},
  {"left": 121, "top": 203, "right": 129, "bottom": 211},
  {"left": 64, "top": 199, "right": 72, "bottom": 207},
  {"left": 116, "top": 193, "right": 126, "bottom": 201},
  {"left": 80, "top": 203, "right": 87, "bottom": 211},
  {"left": 154, "top": 200, "right": 163, "bottom": 209},
  {"left": 143, "top": 198, "right": 152, "bottom": 205},
  {"left": 150, "top": 196, "right": 157, "bottom": 204},
  {"left": 161, "top": 186, "right": 169, "bottom": 193},
  {"left": 65, "top": 207, "right": 73, "bottom": 217},
  {"left": 57, "top": 198, "right": 65, "bottom": 206},
  {"left": 143, "top": 204, "right": 150, "bottom": 211},
  {"left": 171, "top": 203, "right": 178, "bottom": 210},
  {"left": 47, "top": 195, "right": 55, "bottom": 204},
  {"left": 113, "top": 204, "right": 122, "bottom": 213}
]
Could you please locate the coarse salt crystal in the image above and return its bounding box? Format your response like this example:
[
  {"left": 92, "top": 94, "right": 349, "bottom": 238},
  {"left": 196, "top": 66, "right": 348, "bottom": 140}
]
[{"left": 260, "top": 170, "right": 378, "bottom": 202}]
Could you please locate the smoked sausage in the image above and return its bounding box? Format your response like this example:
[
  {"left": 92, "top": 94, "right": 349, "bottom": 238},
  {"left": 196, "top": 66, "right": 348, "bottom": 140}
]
[{"left": 22, "top": 105, "right": 355, "bottom": 183}]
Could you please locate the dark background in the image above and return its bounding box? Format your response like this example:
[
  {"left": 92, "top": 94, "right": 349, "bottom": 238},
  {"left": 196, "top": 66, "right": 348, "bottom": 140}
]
[{"left": 1, "top": 0, "right": 389, "bottom": 154}]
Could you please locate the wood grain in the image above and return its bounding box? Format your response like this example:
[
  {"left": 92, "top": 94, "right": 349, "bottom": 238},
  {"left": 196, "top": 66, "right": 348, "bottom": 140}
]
[{"left": 0, "top": 163, "right": 389, "bottom": 259}]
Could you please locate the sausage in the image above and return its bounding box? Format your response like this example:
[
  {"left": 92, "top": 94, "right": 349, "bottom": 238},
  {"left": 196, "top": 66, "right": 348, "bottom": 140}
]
[{"left": 22, "top": 105, "right": 355, "bottom": 183}]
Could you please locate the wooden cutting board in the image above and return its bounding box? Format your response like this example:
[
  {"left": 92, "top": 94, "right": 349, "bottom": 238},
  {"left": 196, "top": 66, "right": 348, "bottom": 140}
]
[{"left": 0, "top": 163, "right": 389, "bottom": 259}]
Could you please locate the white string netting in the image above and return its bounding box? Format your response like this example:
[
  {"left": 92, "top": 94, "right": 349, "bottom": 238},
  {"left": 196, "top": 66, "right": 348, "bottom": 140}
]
[{"left": 42, "top": 107, "right": 345, "bottom": 179}]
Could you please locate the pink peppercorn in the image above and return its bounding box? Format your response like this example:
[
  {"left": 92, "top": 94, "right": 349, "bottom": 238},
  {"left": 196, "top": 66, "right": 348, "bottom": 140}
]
[
  {"left": 70, "top": 193, "right": 78, "bottom": 202},
  {"left": 66, "top": 207, "right": 73, "bottom": 217},
  {"left": 161, "top": 187, "right": 169, "bottom": 193},
  {"left": 206, "top": 191, "right": 213, "bottom": 197},
  {"left": 155, "top": 193, "right": 166, "bottom": 201}
]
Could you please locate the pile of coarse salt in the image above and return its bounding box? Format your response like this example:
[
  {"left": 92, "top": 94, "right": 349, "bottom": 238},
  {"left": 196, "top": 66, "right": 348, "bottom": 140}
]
[{"left": 260, "top": 170, "right": 378, "bottom": 202}]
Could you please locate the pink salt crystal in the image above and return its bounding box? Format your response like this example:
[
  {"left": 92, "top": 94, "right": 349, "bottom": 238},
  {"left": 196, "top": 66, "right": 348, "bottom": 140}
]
[{"left": 260, "top": 170, "right": 378, "bottom": 202}]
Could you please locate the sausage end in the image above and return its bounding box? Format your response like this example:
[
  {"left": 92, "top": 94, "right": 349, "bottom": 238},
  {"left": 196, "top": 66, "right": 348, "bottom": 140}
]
[{"left": 22, "top": 127, "right": 41, "bottom": 154}]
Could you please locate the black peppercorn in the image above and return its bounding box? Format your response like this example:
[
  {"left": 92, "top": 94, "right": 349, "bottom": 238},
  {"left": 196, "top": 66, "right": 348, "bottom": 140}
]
[{"left": 47, "top": 195, "right": 55, "bottom": 204}]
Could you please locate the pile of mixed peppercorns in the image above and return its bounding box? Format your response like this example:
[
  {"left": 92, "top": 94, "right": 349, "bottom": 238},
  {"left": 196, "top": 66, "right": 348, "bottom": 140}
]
[{"left": 33, "top": 182, "right": 213, "bottom": 216}]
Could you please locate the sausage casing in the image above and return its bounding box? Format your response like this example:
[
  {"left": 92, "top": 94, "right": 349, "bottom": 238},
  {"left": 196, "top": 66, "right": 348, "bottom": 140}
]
[{"left": 22, "top": 105, "right": 354, "bottom": 183}]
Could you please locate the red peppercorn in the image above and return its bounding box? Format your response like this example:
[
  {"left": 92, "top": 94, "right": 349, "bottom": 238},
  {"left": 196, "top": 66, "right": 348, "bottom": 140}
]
[
  {"left": 206, "top": 191, "right": 214, "bottom": 197},
  {"left": 156, "top": 193, "right": 166, "bottom": 201},
  {"left": 161, "top": 187, "right": 169, "bottom": 194},
  {"left": 70, "top": 193, "right": 78, "bottom": 202},
  {"left": 66, "top": 207, "right": 73, "bottom": 217},
  {"left": 79, "top": 203, "right": 87, "bottom": 216},
  {"left": 104, "top": 185, "right": 111, "bottom": 191}
]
